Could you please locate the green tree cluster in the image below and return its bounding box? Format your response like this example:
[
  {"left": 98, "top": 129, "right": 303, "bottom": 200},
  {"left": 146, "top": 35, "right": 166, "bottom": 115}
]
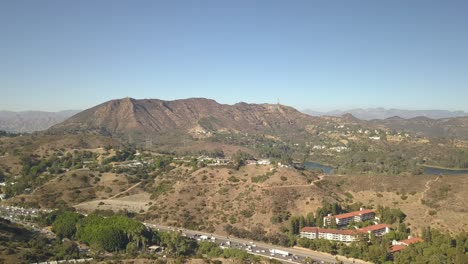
[
  {"left": 49, "top": 211, "right": 152, "bottom": 253},
  {"left": 394, "top": 228, "right": 468, "bottom": 264}
]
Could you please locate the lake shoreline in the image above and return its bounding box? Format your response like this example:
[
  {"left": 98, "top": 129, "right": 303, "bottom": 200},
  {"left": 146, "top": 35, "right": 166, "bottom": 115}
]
[
  {"left": 304, "top": 161, "right": 335, "bottom": 174},
  {"left": 422, "top": 164, "right": 468, "bottom": 171}
]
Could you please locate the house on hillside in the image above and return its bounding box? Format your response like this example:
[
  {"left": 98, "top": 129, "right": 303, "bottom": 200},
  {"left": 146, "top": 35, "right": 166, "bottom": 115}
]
[
  {"left": 257, "top": 159, "right": 271, "bottom": 165},
  {"left": 245, "top": 159, "right": 257, "bottom": 165},
  {"left": 390, "top": 237, "right": 424, "bottom": 254}
]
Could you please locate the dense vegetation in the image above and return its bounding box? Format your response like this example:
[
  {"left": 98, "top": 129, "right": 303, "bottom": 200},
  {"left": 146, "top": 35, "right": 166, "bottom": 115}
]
[
  {"left": 225, "top": 202, "right": 464, "bottom": 264},
  {"left": 42, "top": 210, "right": 153, "bottom": 252},
  {"left": 0, "top": 217, "right": 80, "bottom": 263},
  {"left": 394, "top": 227, "right": 468, "bottom": 264},
  {"left": 37, "top": 210, "right": 266, "bottom": 262}
]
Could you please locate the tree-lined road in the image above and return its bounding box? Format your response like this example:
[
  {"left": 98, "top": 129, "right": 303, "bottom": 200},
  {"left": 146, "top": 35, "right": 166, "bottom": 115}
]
[
  {"left": 0, "top": 204, "right": 369, "bottom": 264},
  {"left": 144, "top": 223, "right": 370, "bottom": 264}
]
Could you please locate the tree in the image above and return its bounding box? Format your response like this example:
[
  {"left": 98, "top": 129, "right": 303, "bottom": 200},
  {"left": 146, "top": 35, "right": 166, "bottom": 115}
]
[
  {"left": 232, "top": 150, "right": 253, "bottom": 169},
  {"left": 52, "top": 240, "right": 80, "bottom": 260},
  {"left": 51, "top": 211, "right": 82, "bottom": 239}
]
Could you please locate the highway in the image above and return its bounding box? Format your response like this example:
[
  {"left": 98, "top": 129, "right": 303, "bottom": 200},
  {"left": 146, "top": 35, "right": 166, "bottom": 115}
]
[
  {"left": 144, "top": 223, "right": 370, "bottom": 264},
  {"left": 0, "top": 205, "right": 369, "bottom": 264}
]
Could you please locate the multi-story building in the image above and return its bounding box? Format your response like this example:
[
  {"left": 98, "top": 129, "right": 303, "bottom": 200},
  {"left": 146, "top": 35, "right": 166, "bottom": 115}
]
[
  {"left": 300, "top": 227, "right": 361, "bottom": 243},
  {"left": 357, "top": 224, "right": 391, "bottom": 237},
  {"left": 323, "top": 208, "right": 375, "bottom": 227},
  {"left": 300, "top": 224, "right": 391, "bottom": 243}
]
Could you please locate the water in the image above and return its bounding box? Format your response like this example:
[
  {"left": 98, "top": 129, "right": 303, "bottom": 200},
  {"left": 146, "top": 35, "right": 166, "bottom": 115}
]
[
  {"left": 304, "top": 162, "right": 468, "bottom": 176},
  {"left": 424, "top": 166, "right": 468, "bottom": 175},
  {"left": 304, "top": 162, "right": 334, "bottom": 174}
]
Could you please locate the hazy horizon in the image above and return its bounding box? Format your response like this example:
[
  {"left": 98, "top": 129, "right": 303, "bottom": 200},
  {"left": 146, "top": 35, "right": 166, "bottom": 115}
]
[
  {"left": 1, "top": 1, "right": 468, "bottom": 112},
  {"left": 1, "top": 97, "right": 467, "bottom": 114}
]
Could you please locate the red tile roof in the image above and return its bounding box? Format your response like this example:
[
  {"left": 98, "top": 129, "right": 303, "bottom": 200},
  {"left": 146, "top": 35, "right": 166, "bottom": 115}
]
[
  {"left": 357, "top": 224, "right": 391, "bottom": 233},
  {"left": 390, "top": 245, "right": 406, "bottom": 253},
  {"left": 301, "top": 227, "right": 318, "bottom": 233},
  {"left": 325, "top": 209, "right": 375, "bottom": 220},
  {"left": 399, "top": 237, "right": 423, "bottom": 245}
]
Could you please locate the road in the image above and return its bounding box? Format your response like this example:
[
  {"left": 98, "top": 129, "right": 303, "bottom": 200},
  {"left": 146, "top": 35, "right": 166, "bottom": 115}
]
[
  {"left": 0, "top": 204, "right": 369, "bottom": 264},
  {"left": 0, "top": 205, "right": 55, "bottom": 238},
  {"left": 144, "top": 223, "right": 370, "bottom": 264}
]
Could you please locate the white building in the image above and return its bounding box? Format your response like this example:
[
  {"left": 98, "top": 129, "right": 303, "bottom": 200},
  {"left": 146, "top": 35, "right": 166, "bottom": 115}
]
[
  {"left": 300, "top": 224, "right": 391, "bottom": 243},
  {"left": 300, "top": 227, "right": 359, "bottom": 243},
  {"left": 257, "top": 159, "right": 271, "bottom": 165}
]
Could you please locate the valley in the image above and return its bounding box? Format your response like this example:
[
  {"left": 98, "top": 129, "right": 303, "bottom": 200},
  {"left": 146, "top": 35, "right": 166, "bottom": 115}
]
[{"left": 1, "top": 98, "right": 468, "bottom": 264}]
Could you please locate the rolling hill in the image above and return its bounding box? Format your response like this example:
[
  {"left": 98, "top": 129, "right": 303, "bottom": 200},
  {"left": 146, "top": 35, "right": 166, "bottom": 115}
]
[
  {"left": 371, "top": 116, "right": 468, "bottom": 139},
  {"left": 303, "top": 107, "right": 468, "bottom": 120}
]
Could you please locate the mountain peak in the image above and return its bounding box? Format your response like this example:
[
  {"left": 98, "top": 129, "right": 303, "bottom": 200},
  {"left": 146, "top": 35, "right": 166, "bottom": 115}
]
[{"left": 49, "top": 98, "right": 315, "bottom": 141}]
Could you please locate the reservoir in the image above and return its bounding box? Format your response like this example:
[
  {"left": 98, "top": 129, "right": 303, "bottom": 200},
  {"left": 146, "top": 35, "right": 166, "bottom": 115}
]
[
  {"left": 423, "top": 166, "right": 468, "bottom": 175},
  {"left": 304, "top": 162, "right": 334, "bottom": 174},
  {"left": 304, "top": 163, "right": 468, "bottom": 175}
]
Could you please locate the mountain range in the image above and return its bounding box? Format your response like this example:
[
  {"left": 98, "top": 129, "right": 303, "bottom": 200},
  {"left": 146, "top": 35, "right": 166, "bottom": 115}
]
[
  {"left": 3, "top": 100, "right": 468, "bottom": 141},
  {"left": 303, "top": 108, "right": 468, "bottom": 120},
  {"left": 49, "top": 97, "right": 320, "bottom": 140},
  {"left": 0, "top": 110, "right": 80, "bottom": 133},
  {"left": 46, "top": 98, "right": 468, "bottom": 142}
]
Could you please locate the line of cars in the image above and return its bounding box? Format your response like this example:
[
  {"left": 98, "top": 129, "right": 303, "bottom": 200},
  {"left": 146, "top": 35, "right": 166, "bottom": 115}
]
[{"left": 143, "top": 224, "right": 329, "bottom": 264}]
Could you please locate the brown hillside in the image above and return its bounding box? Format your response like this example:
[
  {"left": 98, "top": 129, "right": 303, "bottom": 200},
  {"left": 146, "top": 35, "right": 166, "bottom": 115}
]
[{"left": 49, "top": 98, "right": 321, "bottom": 140}]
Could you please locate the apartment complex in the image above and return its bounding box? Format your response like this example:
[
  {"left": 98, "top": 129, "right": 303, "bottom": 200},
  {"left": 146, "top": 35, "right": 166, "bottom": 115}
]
[
  {"left": 300, "top": 227, "right": 360, "bottom": 243},
  {"left": 300, "top": 224, "right": 391, "bottom": 243},
  {"left": 323, "top": 208, "right": 375, "bottom": 227}
]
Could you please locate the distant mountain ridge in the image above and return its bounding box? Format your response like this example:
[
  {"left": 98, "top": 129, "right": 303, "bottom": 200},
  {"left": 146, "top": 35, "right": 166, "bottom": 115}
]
[
  {"left": 0, "top": 110, "right": 80, "bottom": 133},
  {"left": 303, "top": 108, "right": 468, "bottom": 120},
  {"left": 48, "top": 98, "right": 468, "bottom": 141}
]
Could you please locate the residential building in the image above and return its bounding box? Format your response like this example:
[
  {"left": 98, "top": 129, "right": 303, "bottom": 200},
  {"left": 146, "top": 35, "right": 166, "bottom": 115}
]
[
  {"left": 257, "top": 159, "right": 271, "bottom": 165},
  {"left": 300, "top": 224, "right": 391, "bottom": 243},
  {"left": 300, "top": 227, "right": 360, "bottom": 243},
  {"left": 357, "top": 224, "right": 391, "bottom": 237},
  {"left": 390, "top": 237, "right": 424, "bottom": 254},
  {"left": 245, "top": 160, "right": 257, "bottom": 165},
  {"left": 323, "top": 208, "right": 375, "bottom": 227}
]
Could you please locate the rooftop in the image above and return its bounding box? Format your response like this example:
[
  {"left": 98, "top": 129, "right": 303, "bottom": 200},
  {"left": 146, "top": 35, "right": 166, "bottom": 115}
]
[
  {"left": 399, "top": 237, "right": 424, "bottom": 245},
  {"left": 357, "top": 224, "right": 391, "bottom": 233},
  {"left": 390, "top": 245, "right": 406, "bottom": 253},
  {"left": 325, "top": 209, "right": 375, "bottom": 220}
]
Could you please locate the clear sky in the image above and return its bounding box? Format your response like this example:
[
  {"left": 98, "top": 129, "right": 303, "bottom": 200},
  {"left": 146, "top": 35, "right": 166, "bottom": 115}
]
[{"left": 1, "top": 0, "right": 468, "bottom": 112}]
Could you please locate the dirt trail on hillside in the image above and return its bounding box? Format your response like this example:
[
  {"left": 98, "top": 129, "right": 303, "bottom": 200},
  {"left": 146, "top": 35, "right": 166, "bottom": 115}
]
[
  {"left": 420, "top": 176, "right": 440, "bottom": 203},
  {"left": 108, "top": 181, "right": 143, "bottom": 199}
]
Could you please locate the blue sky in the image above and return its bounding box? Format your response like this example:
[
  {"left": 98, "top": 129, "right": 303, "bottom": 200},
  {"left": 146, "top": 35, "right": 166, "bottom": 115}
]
[{"left": 1, "top": 0, "right": 468, "bottom": 111}]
